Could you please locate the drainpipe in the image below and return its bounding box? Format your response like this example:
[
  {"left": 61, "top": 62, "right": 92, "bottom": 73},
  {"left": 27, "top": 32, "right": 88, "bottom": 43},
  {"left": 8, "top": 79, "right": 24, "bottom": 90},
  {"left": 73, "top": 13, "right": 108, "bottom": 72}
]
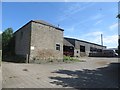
[{"left": 26, "top": 54, "right": 29, "bottom": 63}]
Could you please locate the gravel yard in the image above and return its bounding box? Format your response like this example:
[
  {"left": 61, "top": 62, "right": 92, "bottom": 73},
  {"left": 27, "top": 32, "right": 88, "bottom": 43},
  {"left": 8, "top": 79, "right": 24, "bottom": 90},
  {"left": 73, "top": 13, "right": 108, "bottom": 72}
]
[
  {"left": 0, "top": 67, "right": 1, "bottom": 89},
  {"left": 2, "top": 57, "right": 119, "bottom": 89}
]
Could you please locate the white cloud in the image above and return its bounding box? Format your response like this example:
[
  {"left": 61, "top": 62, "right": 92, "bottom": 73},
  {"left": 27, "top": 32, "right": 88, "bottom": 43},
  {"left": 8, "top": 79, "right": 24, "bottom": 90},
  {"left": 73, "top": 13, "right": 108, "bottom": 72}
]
[
  {"left": 92, "top": 34, "right": 118, "bottom": 48},
  {"left": 72, "top": 31, "right": 104, "bottom": 45},
  {"left": 103, "top": 35, "right": 118, "bottom": 48},
  {"left": 94, "top": 20, "right": 103, "bottom": 25},
  {"left": 85, "top": 31, "right": 103, "bottom": 37},
  {"left": 79, "top": 30, "right": 118, "bottom": 48},
  {"left": 109, "top": 22, "right": 118, "bottom": 30},
  {"left": 91, "top": 13, "right": 104, "bottom": 20},
  {"left": 65, "top": 29, "right": 118, "bottom": 48},
  {"left": 84, "top": 32, "right": 103, "bottom": 45},
  {"left": 86, "top": 35, "right": 118, "bottom": 48},
  {"left": 57, "top": 3, "right": 95, "bottom": 22},
  {"left": 103, "top": 35, "right": 118, "bottom": 44},
  {"left": 67, "top": 13, "right": 104, "bottom": 27}
]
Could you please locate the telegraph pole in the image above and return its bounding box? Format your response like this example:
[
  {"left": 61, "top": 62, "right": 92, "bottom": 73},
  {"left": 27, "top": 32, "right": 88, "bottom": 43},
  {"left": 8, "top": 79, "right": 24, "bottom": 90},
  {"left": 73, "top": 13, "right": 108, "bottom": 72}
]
[
  {"left": 101, "top": 34, "right": 103, "bottom": 46},
  {"left": 101, "top": 34, "right": 103, "bottom": 51}
]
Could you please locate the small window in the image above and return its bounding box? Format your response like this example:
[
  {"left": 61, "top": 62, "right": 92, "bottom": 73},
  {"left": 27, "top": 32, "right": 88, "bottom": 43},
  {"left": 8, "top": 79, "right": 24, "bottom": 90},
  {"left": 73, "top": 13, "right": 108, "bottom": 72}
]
[
  {"left": 90, "top": 47, "right": 93, "bottom": 52},
  {"left": 80, "top": 45, "right": 85, "bottom": 52},
  {"left": 77, "top": 51, "right": 79, "bottom": 53},
  {"left": 56, "top": 44, "right": 60, "bottom": 51}
]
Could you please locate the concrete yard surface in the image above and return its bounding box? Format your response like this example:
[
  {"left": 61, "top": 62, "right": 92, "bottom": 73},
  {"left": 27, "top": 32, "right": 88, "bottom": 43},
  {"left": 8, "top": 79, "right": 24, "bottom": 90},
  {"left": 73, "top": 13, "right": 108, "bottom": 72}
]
[
  {"left": 0, "top": 67, "right": 2, "bottom": 89},
  {"left": 2, "top": 57, "right": 119, "bottom": 89}
]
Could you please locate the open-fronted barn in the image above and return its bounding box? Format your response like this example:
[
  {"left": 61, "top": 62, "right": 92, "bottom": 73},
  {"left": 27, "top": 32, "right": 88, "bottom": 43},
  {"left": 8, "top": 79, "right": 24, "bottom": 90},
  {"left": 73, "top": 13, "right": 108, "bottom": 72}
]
[{"left": 64, "top": 37, "right": 106, "bottom": 57}]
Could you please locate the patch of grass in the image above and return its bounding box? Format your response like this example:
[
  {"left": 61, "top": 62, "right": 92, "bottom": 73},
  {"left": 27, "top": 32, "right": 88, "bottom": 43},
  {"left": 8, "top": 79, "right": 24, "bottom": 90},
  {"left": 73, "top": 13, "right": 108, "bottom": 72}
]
[{"left": 63, "top": 56, "right": 81, "bottom": 62}]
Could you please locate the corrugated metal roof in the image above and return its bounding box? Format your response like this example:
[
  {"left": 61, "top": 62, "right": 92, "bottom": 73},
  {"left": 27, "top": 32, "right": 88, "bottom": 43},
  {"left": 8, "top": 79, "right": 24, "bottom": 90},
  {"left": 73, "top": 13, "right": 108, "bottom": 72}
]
[
  {"left": 64, "top": 39, "right": 74, "bottom": 47},
  {"left": 64, "top": 37, "right": 106, "bottom": 47}
]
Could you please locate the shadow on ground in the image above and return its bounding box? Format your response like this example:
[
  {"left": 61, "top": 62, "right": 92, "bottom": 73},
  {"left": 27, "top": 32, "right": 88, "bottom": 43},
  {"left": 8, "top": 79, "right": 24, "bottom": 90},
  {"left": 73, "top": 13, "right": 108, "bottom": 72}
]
[
  {"left": 2, "top": 55, "right": 26, "bottom": 63},
  {"left": 49, "top": 63, "right": 119, "bottom": 89}
]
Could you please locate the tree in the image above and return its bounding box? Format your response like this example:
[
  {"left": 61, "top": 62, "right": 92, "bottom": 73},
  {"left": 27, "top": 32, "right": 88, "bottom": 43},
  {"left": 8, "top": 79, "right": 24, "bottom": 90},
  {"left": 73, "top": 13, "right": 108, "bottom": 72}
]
[
  {"left": 2, "top": 28, "right": 13, "bottom": 52},
  {"left": 2, "top": 28, "right": 13, "bottom": 47}
]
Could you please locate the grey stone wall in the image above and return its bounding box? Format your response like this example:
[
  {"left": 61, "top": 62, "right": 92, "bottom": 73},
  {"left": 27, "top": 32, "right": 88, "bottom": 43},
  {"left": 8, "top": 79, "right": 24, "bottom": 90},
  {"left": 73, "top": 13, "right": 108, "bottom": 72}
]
[
  {"left": 29, "top": 22, "right": 63, "bottom": 62},
  {"left": 15, "top": 23, "right": 31, "bottom": 58}
]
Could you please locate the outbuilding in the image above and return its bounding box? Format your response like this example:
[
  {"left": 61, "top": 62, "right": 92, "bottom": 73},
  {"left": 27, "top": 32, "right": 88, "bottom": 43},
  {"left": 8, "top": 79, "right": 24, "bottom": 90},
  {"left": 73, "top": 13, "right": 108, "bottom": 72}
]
[
  {"left": 14, "top": 20, "right": 64, "bottom": 63},
  {"left": 64, "top": 37, "right": 106, "bottom": 57}
]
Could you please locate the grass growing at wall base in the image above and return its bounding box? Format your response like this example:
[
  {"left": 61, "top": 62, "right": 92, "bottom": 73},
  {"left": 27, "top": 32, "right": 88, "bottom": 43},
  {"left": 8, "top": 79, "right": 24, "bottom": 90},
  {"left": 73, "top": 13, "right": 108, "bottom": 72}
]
[
  {"left": 31, "top": 56, "right": 82, "bottom": 64},
  {"left": 63, "top": 56, "right": 81, "bottom": 62}
]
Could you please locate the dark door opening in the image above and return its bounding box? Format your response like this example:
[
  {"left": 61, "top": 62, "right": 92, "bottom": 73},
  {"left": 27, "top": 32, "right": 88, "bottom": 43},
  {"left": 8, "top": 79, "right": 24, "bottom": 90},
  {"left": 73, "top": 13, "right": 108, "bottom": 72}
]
[
  {"left": 80, "top": 45, "right": 85, "bottom": 52},
  {"left": 63, "top": 46, "right": 74, "bottom": 57}
]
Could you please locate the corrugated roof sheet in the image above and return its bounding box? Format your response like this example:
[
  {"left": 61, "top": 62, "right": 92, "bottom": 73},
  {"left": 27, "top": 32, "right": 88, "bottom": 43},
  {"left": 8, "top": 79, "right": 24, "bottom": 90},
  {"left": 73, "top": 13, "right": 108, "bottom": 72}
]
[
  {"left": 64, "top": 37, "right": 106, "bottom": 47},
  {"left": 64, "top": 39, "right": 74, "bottom": 47}
]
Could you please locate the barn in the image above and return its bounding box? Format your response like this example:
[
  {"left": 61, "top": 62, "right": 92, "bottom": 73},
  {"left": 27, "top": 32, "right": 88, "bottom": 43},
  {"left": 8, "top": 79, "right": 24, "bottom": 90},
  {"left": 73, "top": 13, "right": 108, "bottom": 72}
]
[
  {"left": 14, "top": 20, "right": 64, "bottom": 63},
  {"left": 64, "top": 37, "right": 106, "bottom": 57}
]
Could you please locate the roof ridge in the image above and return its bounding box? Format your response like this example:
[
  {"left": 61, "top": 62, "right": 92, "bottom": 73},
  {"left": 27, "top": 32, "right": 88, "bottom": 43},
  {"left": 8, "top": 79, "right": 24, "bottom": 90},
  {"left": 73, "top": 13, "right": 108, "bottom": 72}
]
[{"left": 64, "top": 37, "right": 106, "bottom": 47}]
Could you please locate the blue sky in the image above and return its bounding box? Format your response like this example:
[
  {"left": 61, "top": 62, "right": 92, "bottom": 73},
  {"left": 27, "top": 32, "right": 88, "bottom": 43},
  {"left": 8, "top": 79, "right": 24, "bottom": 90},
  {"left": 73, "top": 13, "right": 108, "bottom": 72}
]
[{"left": 2, "top": 2, "right": 118, "bottom": 48}]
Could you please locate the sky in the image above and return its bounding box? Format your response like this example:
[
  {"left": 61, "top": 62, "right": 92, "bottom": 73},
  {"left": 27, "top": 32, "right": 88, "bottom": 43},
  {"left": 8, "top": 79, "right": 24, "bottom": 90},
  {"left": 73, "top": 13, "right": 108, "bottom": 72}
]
[{"left": 2, "top": 2, "right": 118, "bottom": 48}]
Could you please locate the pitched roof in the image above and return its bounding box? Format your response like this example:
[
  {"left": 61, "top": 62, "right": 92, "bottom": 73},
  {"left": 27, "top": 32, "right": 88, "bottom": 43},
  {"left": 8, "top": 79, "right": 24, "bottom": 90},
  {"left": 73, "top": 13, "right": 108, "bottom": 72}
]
[
  {"left": 14, "top": 20, "right": 64, "bottom": 34},
  {"left": 64, "top": 38, "right": 74, "bottom": 47},
  {"left": 33, "top": 20, "right": 54, "bottom": 27},
  {"left": 64, "top": 37, "right": 106, "bottom": 47},
  {"left": 31, "top": 20, "right": 64, "bottom": 31}
]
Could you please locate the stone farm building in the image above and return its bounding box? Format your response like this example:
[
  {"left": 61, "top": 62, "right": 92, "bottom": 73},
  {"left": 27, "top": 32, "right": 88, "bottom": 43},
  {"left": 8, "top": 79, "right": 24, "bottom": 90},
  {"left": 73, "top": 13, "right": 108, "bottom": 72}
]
[
  {"left": 14, "top": 20, "right": 64, "bottom": 63},
  {"left": 64, "top": 37, "right": 106, "bottom": 57},
  {"left": 13, "top": 20, "right": 106, "bottom": 63}
]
